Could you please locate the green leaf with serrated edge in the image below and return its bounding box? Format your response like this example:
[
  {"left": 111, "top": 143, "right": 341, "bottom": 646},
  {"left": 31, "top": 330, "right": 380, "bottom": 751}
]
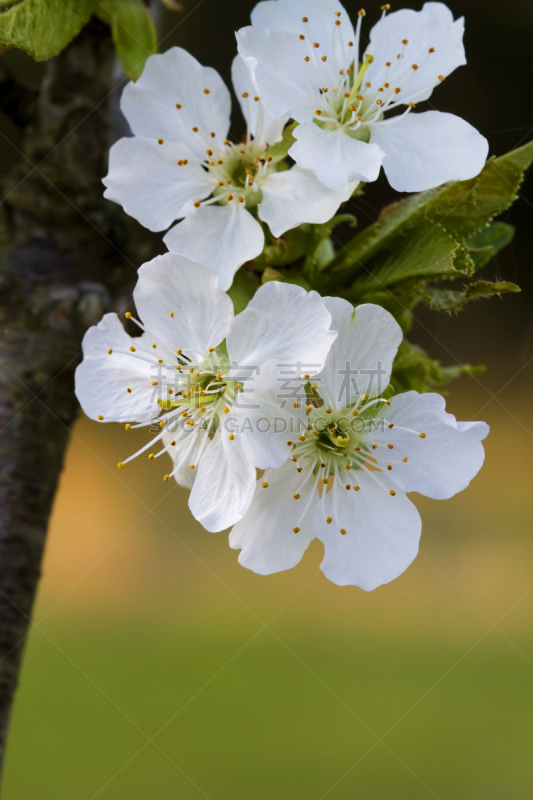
[
  {"left": 99, "top": 0, "right": 157, "bottom": 81},
  {"left": 226, "top": 269, "right": 259, "bottom": 315},
  {"left": 421, "top": 280, "right": 520, "bottom": 313},
  {"left": 465, "top": 222, "right": 516, "bottom": 270},
  {"left": 264, "top": 121, "right": 298, "bottom": 162},
  {"left": 344, "top": 221, "right": 473, "bottom": 295},
  {"left": 0, "top": 0, "right": 96, "bottom": 60},
  {"left": 391, "top": 341, "right": 484, "bottom": 395},
  {"left": 326, "top": 140, "right": 533, "bottom": 288}
]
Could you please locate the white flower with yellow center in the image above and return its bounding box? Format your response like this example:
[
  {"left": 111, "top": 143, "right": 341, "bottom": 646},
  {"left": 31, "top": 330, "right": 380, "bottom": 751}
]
[
  {"left": 237, "top": 0, "right": 489, "bottom": 192},
  {"left": 229, "top": 299, "right": 489, "bottom": 589},
  {"left": 103, "top": 48, "right": 358, "bottom": 289},
  {"left": 74, "top": 253, "right": 337, "bottom": 532}
]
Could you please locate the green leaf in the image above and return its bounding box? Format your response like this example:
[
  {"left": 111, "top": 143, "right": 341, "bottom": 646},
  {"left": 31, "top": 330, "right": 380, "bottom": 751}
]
[
  {"left": 227, "top": 269, "right": 259, "bottom": 314},
  {"left": 99, "top": 0, "right": 157, "bottom": 81},
  {"left": 391, "top": 341, "right": 484, "bottom": 395},
  {"left": 465, "top": 221, "right": 515, "bottom": 270},
  {"left": 421, "top": 279, "right": 520, "bottom": 313},
  {"left": 264, "top": 121, "right": 298, "bottom": 162},
  {"left": 0, "top": 0, "right": 96, "bottom": 61},
  {"left": 325, "top": 141, "right": 533, "bottom": 293}
]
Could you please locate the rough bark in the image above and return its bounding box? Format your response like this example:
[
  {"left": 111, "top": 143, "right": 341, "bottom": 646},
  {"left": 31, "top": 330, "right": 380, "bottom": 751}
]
[{"left": 0, "top": 18, "right": 158, "bottom": 771}]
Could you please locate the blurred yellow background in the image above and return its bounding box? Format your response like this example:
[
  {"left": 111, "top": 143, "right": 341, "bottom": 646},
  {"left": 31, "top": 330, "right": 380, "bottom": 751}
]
[{"left": 4, "top": 330, "right": 533, "bottom": 797}]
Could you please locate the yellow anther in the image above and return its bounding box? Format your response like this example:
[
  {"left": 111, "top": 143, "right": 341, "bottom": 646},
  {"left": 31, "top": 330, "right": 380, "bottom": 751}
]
[
  {"left": 293, "top": 527, "right": 300, "bottom": 533},
  {"left": 158, "top": 359, "right": 163, "bottom": 364},
  {"left": 298, "top": 435, "right": 306, "bottom": 442},
  {"left": 287, "top": 441, "right": 293, "bottom": 447},
  {"left": 325, "top": 408, "right": 332, "bottom": 414},
  {"left": 408, "top": 102, "right": 416, "bottom": 108},
  {"left": 320, "top": 462, "right": 326, "bottom": 468},
  {"left": 335, "top": 19, "right": 341, "bottom": 26},
  {"left": 107, "top": 348, "right": 112, "bottom": 355},
  {"left": 229, "top": 433, "right": 235, "bottom": 441},
  {"left": 293, "top": 402, "right": 299, "bottom": 408},
  {"left": 345, "top": 464, "right": 351, "bottom": 470},
  {"left": 315, "top": 110, "right": 322, "bottom": 116},
  {"left": 126, "top": 388, "right": 131, "bottom": 394},
  {"left": 419, "top": 432, "right": 426, "bottom": 439},
  {"left": 189, "top": 464, "right": 195, "bottom": 470},
  {"left": 227, "top": 194, "right": 234, "bottom": 201},
  {"left": 352, "top": 410, "right": 359, "bottom": 417},
  {"left": 299, "top": 34, "right": 305, "bottom": 40},
  {"left": 313, "top": 42, "right": 319, "bottom": 48},
  {"left": 302, "top": 16, "right": 308, "bottom": 21},
  {"left": 387, "top": 465, "right": 392, "bottom": 471},
  {"left": 306, "top": 405, "right": 313, "bottom": 413},
  {"left": 203, "top": 88, "right": 210, "bottom": 94},
  {"left": 254, "top": 96, "right": 260, "bottom": 101},
  {"left": 118, "top": 462, "right": 124, "bottom": 468},
  {"left": 177, "top": 349, "right": 182, "bottom": 355},
  {"left": 376, "top": 99, "right": 383, "bottom": 105},
  {"left": 354, "top": 485, "right": 360, "bottom": 491},
  {"left": 322, "top": 478, "right": 328, "bottom": 485},
  {"left": 297, "top": 467, "right": 303, "bottom": 473},
  {"left": 340, "top": 528, "right": 347, "bottom": 535},
  {"left": 371, "top": 444, "right": 377, "bottom": 450},
  {"left": 388, "top": 423, "right": 394, "bottom": 429},
  {"left": 345, "top": 484, "right": 351, "bottom": 490},
  {"left": 381, "top": 3, "right": 390, "bottom": 9},
  {"left": 192, "top": 126, "right": 198, "bottom": 132},
  {"left": 394, "top": 87, "right": 401, "bottom": 94},
  {"left": 411, "top": 64, "right": 419, "bottom": 70},
  {"left": 125, "top": 311, "right": 132, "bottom": 318},
  {"left": 242, "top": 92, "right": 249, "bottom": 98},
  {"left": 98, "top": 415, "right": 104, "bottom": 420},
  {"left": 176, "top": 103, "right": 182, "bottom": 109},
  {"left": 321, "top": 55, "right": 327, "bottom": 62},
  {"left": 194, "top": 201, "right": 201, "bottom": 208},
  {"left": 429, "top": 47, "right": 435, "bottom": 53},
  {"left": 438, "top": 75, "right": 445, "bottom": 82},
  {"left": 170, "top": 312, "right": 174, "bottom": 318},
  {"left": 168, "top": 389, "right": 173, "bottom": 395},
  {"left": 238, "top": 196, "right": 244, "bottom": 203},
  {"left": 403, "top": 457, "right": 408, "bottom": 462},
  {"left": 402, "top": 39, "right": 409, "bottom": 45},
  {"left": 125, "top": 423, "right": 131, "bottom": 430},
  {"left": 223, "top": 407, "right": 229, "bottom": 414},
  {"left": 358, "top": 9, "right": 366, "bottom": 16},
  {"left": 304, "top": 56, "right": 310, "bottom": 62},
  {"left": 158, "top": 138, "right": 164, "bottom": 145},
  {"left": 129, "top": 346, "right": 135, "bottom": 352},
  {"left": 326, "top": 517, "right": 332, "bottom": 524},
  {"left": 262, "top": 482, "right": 269, "bottom": 488},
  {"left": 356, "top": 93, "right": 364, "bottom": 101},
  {"left": 148, "top": 453, "right": 155, "bottom": 461},
  {"left": 390, "top": 490, "right": 396, "bottom": 496},
  {"left": 294, "top": 493, "right": 300, "bottom": 500},
  {"left": 388, "top": 443, "right": 394, "bottom": 449},
  {"left": 163, "top": 475, "right": 170, "bottom": 481}
]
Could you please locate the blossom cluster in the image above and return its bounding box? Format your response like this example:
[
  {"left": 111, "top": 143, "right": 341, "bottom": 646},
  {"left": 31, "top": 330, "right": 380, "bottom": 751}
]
[{"left": 76, "top": 1, "right": 489, "bottom": 590}]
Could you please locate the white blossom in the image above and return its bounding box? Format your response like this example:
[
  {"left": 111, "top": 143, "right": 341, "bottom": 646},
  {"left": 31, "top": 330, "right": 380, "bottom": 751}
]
[
  {"left": 229, "top": 299, "right": 489, "bottom": 589},
  {"left": 74, "top": 253, "right": 336, "bottom": 533},
  {"left": 237, "top": 0, "right": 489, "bottom": 192},
  {"left": 103, "top": 48, "right": 358, "bottom": 289}
]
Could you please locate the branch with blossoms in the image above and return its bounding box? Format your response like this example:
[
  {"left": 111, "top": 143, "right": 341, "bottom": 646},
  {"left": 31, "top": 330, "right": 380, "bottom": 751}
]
[{"left": 0, "top": 0, "right": 531, "bottom": 775}]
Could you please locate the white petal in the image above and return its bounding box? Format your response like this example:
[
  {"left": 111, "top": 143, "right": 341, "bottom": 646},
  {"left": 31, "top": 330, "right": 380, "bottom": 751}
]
[
  {"left": 250, "top": 0, "right": 355, "bottom": 78},
  {"left": 134, "top": 253, "right": 233, "bottom": 360},
  {"left": 290, "top": 123, "right": 384, "bottom": 192},
  {"left": 75, "top": 314, "right": 157, "bottom": 423},
  {"left": 314, "top": 300, "right": 402, "bottom": 410},
  {"left": 229, "top": 460, "right": 316, "bottom": 575},
  {"left": 188, "top": 428, "right": 256, "bottom": 532},
  {"left": 364, "top": 3, "right": 466, "bottom": 104},
  {"left": 374, "top": 391, "right": 489, "bottom": 500},
  {"left": 163, "top": 203, "right": 265, "bottom": 292},
  {"left": 163, "top": 428, "right": 206, "bottom": 489},
  {"left": 370, "top": 111, "right": 488, "bottom": 192},
  {"left": 259, "top": 165, "right": 357, "bottom": 238},
  {"left": 232, "top": 359, "right": 308, "bottom": 470},
  {"left": 103, "top": 137, "right": 213, "bottom": 232},
  {"left": 315, "top": 475, "right": 421, "bottom": 590},
  {"left": 237, "top": 26, "right": 318, "bottom": 122},
  {"left": 121, "top": 47, "right": 231, "bottom": 159},
  {"left": 226, "top": 281, "right": 336, "bottom": 373},
  {"left": 231, "top": 55, "right": 287, "bottom": 146}
]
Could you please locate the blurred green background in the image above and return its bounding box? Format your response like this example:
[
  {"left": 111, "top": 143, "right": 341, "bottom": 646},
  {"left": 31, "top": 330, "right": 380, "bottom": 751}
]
[{"left": 2, "top": 0, "right": 533, "bottom": 798}]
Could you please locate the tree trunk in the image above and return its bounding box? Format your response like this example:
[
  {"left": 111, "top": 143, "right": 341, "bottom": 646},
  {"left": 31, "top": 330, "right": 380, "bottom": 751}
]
[{"left": 0, "top": 17, "right": 156, "bottom": 772}]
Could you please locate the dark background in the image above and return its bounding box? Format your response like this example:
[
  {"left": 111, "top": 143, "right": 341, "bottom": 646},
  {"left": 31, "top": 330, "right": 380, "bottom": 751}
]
[{"left": 2, "top": 3, "right": 533, "bottom": 798}]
